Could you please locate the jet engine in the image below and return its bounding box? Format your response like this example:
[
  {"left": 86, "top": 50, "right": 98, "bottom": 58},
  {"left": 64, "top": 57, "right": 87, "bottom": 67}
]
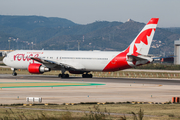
[{"left": 28, "top": 63, "right": 51, "bottom": 74}]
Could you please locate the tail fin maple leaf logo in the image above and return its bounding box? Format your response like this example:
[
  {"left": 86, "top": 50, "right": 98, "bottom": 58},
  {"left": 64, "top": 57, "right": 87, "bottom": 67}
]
[
  {"left": 133, "top": 28, "right": 155, "bottom": 55},
  {"left": 135, "top": 28, "right": 155, "bottom": 45}
]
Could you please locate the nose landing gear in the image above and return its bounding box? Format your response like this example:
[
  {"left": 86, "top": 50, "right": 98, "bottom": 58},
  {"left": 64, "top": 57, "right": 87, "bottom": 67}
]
[
  {"left": 11, "top": 68, "right": 17, "bottom": 76},
  {"left": 12, "top": 72, "right": 17, "bottom": 76}
]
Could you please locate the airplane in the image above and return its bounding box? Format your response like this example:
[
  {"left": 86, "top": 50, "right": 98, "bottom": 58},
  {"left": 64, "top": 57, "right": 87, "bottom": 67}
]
[{"left": 3, "top": 18, "right": 159, "bottom": 78}]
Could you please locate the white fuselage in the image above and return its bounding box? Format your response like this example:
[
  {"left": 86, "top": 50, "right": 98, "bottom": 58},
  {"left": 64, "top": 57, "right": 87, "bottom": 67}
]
[{"left": 3, "top": 50, "right": 122, "bottom": 71}]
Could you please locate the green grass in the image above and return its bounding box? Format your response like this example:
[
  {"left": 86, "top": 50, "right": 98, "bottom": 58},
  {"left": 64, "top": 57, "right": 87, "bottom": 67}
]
[
  {"left": 0, "top": 108, "right": 83, "bottom": 120},
  {"left": 135, "top": 63, "right": 180, "bottom": 70},
  {"left": 0, "top": 63, "right": 5, "bottom": 66},
  {"left": 0, "top": 56, "right": 4, "bottom": 61},
  {"left": 1, "top": 104, "right": 180, "bottom": 120},
  {"left": 13, "top": 104, "right": 180, "bottom": 117}
]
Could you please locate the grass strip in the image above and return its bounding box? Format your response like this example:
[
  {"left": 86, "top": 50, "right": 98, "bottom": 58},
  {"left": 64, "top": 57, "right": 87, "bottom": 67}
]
[
  {"left": 1, "top": 67, "right": 180, "bottom": 79},
  {"left": 1, "top": 104, "right": 180, "bottom": 120}
]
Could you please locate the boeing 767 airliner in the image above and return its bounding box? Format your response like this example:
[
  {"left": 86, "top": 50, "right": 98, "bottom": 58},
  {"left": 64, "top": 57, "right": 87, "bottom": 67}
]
[{"left": 3, "top": 18, "right": 159, "bottom": 78}]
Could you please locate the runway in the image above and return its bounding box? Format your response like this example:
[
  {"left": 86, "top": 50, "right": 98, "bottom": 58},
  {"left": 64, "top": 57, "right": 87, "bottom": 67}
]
[
  {"left": 0, "top": 74, "right": 180, "bottom": 104},
  {"left": 0, "top": 74, "right": 180, "bottom": 85}
]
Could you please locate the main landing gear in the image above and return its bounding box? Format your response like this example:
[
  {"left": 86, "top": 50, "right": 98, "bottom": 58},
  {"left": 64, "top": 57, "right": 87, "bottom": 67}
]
[
  {"left": 58, "top": 68, "right": 69, "bottom": 78},
  {"left": 58, "top": 70, "right": 93, "bottom": 78},
  {"left": 58, "top": 74, "right": 69, "bottom": 78},
  {"left": 11, "top": 68, "right": 17, "bottom": 76},
  {"left": 82, "top": 73, "right": 93, "bottom": 78}
]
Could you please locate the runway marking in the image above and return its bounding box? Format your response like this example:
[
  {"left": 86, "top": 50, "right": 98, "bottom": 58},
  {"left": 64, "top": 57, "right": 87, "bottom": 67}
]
[{"left": 0, "top": 82, "right": 105, "bottom": 88}]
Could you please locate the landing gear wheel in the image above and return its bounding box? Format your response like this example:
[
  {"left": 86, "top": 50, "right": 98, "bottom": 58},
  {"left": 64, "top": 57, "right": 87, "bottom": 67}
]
[
  {"left": 12, "top": 72, "right": 17, "bottom": 76},
  {"left": 59, "top": 68, "right": 69, "bottom": 78},
  {"left": 82, "top": 74, "right": 93, "bottom": 78},
  {"left": 59, "top": 74, "right": 69, "bottom": 78},
  {"left": 82, "top": 74, "right": 85, "bottom": 78},
  {"left": 65, "top": 74, "right": 69, "bottom": 78},
  {"left": 89, "top": 74, "right": 92, "bottom": 78},
  {"left": 11, "top": 68, "right": 17, "bottom": 76},
  {"left": 58, "top": 74, "right": 62, "bottom": 77}
]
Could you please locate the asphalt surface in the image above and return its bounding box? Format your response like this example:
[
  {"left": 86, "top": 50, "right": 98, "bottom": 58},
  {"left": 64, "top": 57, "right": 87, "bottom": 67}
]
[
  {"left": 0, "top": 74, "right": 180, "bottom": 104},
  {"left": 0, "top": 74, "right": 180, "bottom": 85}
]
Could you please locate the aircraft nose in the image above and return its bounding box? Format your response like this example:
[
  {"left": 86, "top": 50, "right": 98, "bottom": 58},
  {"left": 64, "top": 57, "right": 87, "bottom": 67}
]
[{"left": 3, "top": 57, "right": 7, "bottom": 65}]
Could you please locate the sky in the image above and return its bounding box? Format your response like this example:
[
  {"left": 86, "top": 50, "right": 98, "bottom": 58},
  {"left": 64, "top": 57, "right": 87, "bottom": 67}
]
[{"left": 0, "top": 0, "right": 179, "bottom": 27}]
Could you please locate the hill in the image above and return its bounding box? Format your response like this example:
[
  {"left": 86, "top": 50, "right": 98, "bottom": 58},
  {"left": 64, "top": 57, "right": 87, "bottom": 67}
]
[
  {"left": 0, "top": 15, "right": 180, "bottom": 56},
  {"left": 37, "top": 20, "right": 180, "bottom": 55},
  {"left": 0, "top": 15, "right": 77, "bottom": 30}
]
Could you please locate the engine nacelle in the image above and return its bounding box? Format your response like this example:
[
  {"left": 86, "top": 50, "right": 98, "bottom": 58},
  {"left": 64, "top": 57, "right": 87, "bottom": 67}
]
[{"left": 28, "top": 63, "right": 51, "bottom": 74}]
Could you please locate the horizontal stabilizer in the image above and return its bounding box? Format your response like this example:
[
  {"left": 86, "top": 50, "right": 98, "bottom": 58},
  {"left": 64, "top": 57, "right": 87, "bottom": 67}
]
[{"left": 127, "top": 55, "right": 153, "bottom": 62}]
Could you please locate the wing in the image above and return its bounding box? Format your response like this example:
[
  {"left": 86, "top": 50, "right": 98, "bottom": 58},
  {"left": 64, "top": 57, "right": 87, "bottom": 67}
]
[
  {"left": 30, "top": 57, "right": 85, "bottom": 70},
  {"left": 30, "top": 57, "right": 56, "bottom": 64}
]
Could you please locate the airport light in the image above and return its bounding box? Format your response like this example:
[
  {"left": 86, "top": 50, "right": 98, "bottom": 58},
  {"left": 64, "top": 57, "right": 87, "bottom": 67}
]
[
  {"left": 78, "top": 41, "right": 80, "bottom": 51},
  {"left": 31, "top": 42, "right": 33, "bottom": 50}
]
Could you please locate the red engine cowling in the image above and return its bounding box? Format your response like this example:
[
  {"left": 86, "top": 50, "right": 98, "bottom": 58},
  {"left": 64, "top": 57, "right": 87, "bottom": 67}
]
[{"left": 28, "top": 63, "right": 51, "bottom": 74}]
